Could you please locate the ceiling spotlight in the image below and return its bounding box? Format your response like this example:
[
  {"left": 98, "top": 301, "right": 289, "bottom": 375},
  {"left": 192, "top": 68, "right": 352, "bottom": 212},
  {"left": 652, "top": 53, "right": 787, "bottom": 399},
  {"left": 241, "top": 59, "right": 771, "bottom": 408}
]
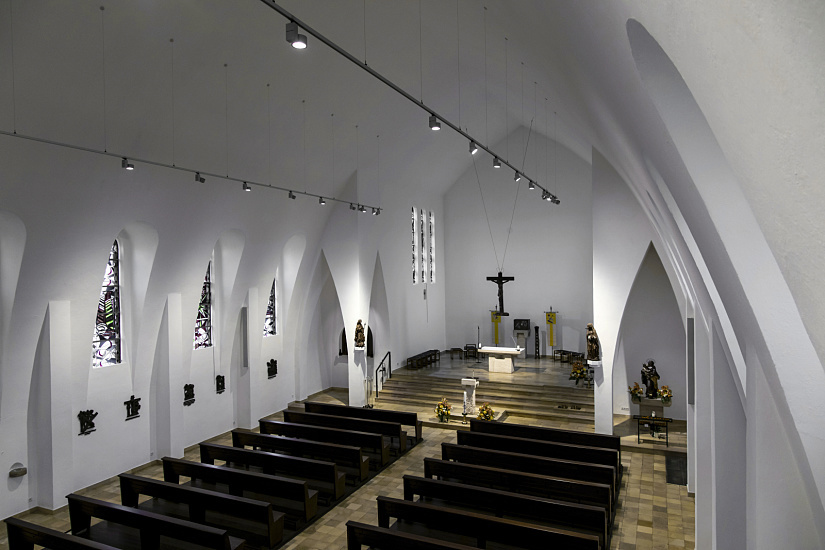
[
  {"left": 493, "top": 157, "right": 501, "bottom": 168},
  {"left": 288, "top": 190, "right": 296, "bottom": 199},
  {"left": 528, "top": 180, "right": 535, "bottom": 190},
  {"left": 319, "top": 196, "right": 326, "bottom": 205},
  {"left": 469, "top": 141, "right": 478, "bottom": 155},
  {"left": 285, "top": 21, "right": 307, "bottom": 49},
  {"left": 514, "top": 172, "right": 521, "bottom": 182},
  {"left": 541, "top": 190, "right": 550, "bottom": 200},
  {"left": 372, "top": 207, "right": 379, "bottom": 215},
  {"left": 358, "top": 204, "right": 367, "bottom": 213},
  {"left": 121, "top": 158, "right": 134, "bottom": 170},
  {"left": 551, "top": 196, "right": 561, "bottom": 205},
  {"left": 195, "top": 172, "right": 205, "bottom": 183},
  {"left": 428, "top": 114, "right": 441, "bottom": 131},
  {"left": 242, "top": 182, "right": 251, "bottom": 192},
  {"left": 349, "top": 203, "right": 356, "bottom": 210}
]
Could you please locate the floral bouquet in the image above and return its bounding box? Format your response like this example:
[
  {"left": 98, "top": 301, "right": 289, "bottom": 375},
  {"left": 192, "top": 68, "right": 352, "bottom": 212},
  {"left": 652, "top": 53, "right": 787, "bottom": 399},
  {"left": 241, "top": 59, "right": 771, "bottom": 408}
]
[
  {"left": 477, "top": 402, "right": 495, "bottom": 421},
  {"left": 569, "top": 362, "right": 589, "bottom": 385},
  {"left": 658, "top": 385, "right": 673, "bottom": 405},
  {"left": 629, "top": 382, "right": 644, "bottom": 401},
  {"left": 434, "top": 397, "right": 451, "bottom": 422}
]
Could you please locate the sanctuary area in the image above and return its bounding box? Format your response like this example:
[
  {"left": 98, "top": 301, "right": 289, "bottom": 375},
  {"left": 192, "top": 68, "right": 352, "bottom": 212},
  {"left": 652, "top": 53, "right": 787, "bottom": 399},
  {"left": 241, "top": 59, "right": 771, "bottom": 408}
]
[{"left": 1, "top": 1, "right": 824, "bottom": 549}]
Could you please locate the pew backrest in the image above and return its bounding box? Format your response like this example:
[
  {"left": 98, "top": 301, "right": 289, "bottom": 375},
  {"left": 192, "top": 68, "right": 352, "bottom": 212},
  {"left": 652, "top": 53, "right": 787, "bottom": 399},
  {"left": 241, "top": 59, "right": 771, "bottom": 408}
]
[
  {"left": 346, "top": 521, "right": 478, "bottom": 550},
  {"left": 304, "top": 402, "right": 423, "bottom": 442},
  {"left": 282, "top": 410, "right": 407, "bottom": 453},
  {"left": 5, "top": 517, "right": 120, "bottom": 550},
  {"left": 258, "top": 420, "right": 390, "bottom": 466}
]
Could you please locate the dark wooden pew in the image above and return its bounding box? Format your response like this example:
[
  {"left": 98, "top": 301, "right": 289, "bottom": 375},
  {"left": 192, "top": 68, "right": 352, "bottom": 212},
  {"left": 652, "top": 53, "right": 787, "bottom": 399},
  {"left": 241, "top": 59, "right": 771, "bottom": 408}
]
[
  {"left": 376, "top": 496, "right": 601, "bottom": 550},
  {"left": 346, "top": 521, "right": 476, "bottom": 550},
  {"left": 66, "top": 493, "right": 245, "bottom": 550},
  {"left": 232, "top": 429, "right": 370, "bottom": 482},
  {"left": 469, "top": 419, "right": 622, "bottom": 478},
  {"left": 282, "top": 410, "right": 407, "bottom": 454},
  {"left": 442, "top": 443, "right": 617, "bottom": 506},
  {"left": 402, "top": 475, "right": 608, "bottom": 549},
  {"left": 456, "top": 430, "right": 621, "bottom": 488},
  {"left": 5, "top": 517, "right": 120, "bottom": 550},
  {"left": 119, "top": 473, "right": 283, "bottom": 548},
  {"left": 304, "top": 401, "right": 423, "bottom": 444},
  {"left": 259, "top": 419, "right": 390, "bottom": 467},
  {"left": 422, "top": 458, "right": 612, "bottom": 522},
  {"left": 162, "top": 457, "right": 318, "bottom": 523},
  {"left": 199, "top": 442, "right": 346, "bottom": 502}
]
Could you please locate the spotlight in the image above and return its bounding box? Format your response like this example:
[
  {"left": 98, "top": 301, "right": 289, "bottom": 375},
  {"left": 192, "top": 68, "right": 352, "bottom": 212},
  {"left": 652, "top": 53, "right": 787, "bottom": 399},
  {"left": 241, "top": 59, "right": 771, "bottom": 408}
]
[
  {"left": 428, "top": 114, "right": 441, "bottom": 131},
  {"left": 349, "top": 203, "right": 356, "bottom": 210},
  {"left": 285, "top": 21, "right": 307, "bottom": 49},
  {"left": 242, "top": 182, "right": 251, "bottom": 192},
  {"left": 514, "top": 172, "right": 521, "bottom": 182},
  {"left": 195, "top": 172, "right": 205, "bottom": 183},
  {"left": 288, "top": 190, "right": 296, "bottom": 199},
  {"left": 528, "top": 179, "right": 535, "bottom": 190},
  {"left": 541, "top": 190, "right": 550, "bottom": 200},
  {"left": 319, "top": 196, "right": 326, "bottom": 205},
  {"left": 493, "top": 157, "right": 501, "bottom": 168},
  {"left": 469, "top": 141, "right": 478, "bottom": 155},
  {"left": 372, "top": 207, "right": 379, "bottom": 215},
  {"left": 551, "top": 196, "right": 561, "bottom": 205},
  {"left": 121, "top": 158, "right": 134, "bottom": 170},
  {"left": 358, "top": 204, "right": 367, "bottom": 213}
]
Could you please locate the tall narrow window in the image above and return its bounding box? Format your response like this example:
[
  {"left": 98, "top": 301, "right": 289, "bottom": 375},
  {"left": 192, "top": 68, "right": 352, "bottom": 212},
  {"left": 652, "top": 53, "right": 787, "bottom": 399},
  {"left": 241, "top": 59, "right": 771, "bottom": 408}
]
[
  {"left": 194, "top": 262, "right": 213, "bottom": 349},
  {"left": 92, "top": 241, "right": 121, "bottom": 368},
  {"left": 420, "top": 208, "right": 426, "bottom": 284},
  {"left": 429, "top": 211, "right": 436, "bottom": 283},
  {"left": 263, "top": 278, "right": 277, "bottom": 337},
  {"left": 411, "top": 207, "right": 418, "bottom": 284}
]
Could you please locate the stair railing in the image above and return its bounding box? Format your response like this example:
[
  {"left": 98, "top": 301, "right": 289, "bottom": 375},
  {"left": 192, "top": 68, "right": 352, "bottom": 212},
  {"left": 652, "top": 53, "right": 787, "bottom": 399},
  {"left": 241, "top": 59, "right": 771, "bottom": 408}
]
[{"left": 375, "top": 351, "right": 392, "bottom": 399}]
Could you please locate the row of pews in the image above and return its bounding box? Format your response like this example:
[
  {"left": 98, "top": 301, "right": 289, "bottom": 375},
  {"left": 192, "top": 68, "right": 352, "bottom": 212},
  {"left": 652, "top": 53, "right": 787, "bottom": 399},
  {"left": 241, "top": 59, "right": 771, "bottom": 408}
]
[
  {"left": 406, "top": 349, "right": 441, "bottom": 369},
  {"left": 5, "top": 401, "right": 423, "bottom": 550},
  {"left": 346, "top": 418, "right": 623, "bottom": 550}
]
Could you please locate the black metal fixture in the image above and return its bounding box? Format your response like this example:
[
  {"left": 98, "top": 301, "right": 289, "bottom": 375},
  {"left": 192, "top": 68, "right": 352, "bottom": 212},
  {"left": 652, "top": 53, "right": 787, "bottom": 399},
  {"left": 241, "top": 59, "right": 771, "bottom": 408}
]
[
  {"left": 78, "top": 410, "right": 98, "bottom": 435},
  {"left": 183, "top": 384, "right": 195, "bottom": 406},
  {"left": 288, "top": 190, "right": 296, "bottom": 199},
  {"left": 195, "top": 172, "right": 205, "bottom": 183},
  {"left": 242, "top": 182, "right": 251, "bottom": 192},
  {"left": 124, "top": 395, "right": 141, "bottom": 420},
  {"left": 429, "top": 114, "right": 441, "bottom": 131},
  {"left": 319, "top": 196, "right": 326, "bottom": 205},
  {"left": 493, "top": 157, "right": 501, "bottom": 168},
  {"left": 121, "top": 157, "right": 134, "bottom": 170},
  {"left": 285, "top": 21, "right": 307, "bottom": 49}
]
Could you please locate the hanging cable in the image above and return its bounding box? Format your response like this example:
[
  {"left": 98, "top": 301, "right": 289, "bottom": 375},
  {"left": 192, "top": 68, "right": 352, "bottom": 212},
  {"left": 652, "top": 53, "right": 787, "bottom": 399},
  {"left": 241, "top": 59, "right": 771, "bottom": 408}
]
[
  {"left": 100, "top": 7, "right": 108, "bottom": 151},
  {"left": 471, "top": 152, "right": 500, "bottom": 272}
]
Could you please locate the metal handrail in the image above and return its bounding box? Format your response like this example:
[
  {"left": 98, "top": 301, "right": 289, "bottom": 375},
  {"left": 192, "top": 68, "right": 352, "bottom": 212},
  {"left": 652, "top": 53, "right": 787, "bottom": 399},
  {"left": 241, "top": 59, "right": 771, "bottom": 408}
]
[{"left": 375, "top": 351, "right": 392, "bottom": 398}]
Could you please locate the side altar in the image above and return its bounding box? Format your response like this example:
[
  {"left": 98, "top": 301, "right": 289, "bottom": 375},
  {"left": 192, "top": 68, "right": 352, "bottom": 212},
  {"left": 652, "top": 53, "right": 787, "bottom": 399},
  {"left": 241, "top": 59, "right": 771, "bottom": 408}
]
[{"left": 478, "top": 346, "right": 520, "bottom": 373}]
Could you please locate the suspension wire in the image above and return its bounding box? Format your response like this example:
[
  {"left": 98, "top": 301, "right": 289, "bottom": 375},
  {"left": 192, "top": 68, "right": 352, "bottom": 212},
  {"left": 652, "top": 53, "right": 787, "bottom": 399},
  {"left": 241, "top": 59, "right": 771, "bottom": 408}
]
[
  {"left": 363, "top": 0, "right": 367, "bottom": 64},
  {"left": 171, "top": 39, "right": 176, "bottom": 165},
  {"left": 502, "top": 117, "right": 533, "bottom": 270},
  {"left": 224, "top": 63, "right": 229, "bottom": 176},
  {"left": 9, "top": 0, "right": 17, "bottom": 133},
  {"left": 504, "top": 37, "right": 508, "bottom": 161},
  {"left": 418, "top": 0, "right": 423, "bottom": 101},
  {"left": 456, "top": 0, "right": 461, "bottom": 128},
  {"left": 483, "top": 6, "right": 488, "bottom": 145},
  {"left": 471, "top": 152, "right": 500, "bottom": 272},
  {"left": 100, "top": 6, "right": 108, "bottom": 151}
]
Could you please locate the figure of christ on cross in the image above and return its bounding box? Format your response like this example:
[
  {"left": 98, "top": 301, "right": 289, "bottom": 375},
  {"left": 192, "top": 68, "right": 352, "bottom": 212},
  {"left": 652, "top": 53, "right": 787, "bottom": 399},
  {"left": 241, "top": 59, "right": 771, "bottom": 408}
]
[{"left": 487, "top": 271, "right": 514, "bottom": 316}]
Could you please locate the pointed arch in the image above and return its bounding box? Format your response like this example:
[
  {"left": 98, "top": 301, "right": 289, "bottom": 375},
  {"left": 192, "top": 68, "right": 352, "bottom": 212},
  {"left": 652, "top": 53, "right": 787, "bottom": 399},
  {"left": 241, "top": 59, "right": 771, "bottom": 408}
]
[
  {"left": 193, "top": 261, "right": 212, "bottom": 349},
  {"left": 263, "top": 277, "right": 277, "bottom": 337},
  {"left": 92, "top": 241, "right": 122, "bottom": 368}
]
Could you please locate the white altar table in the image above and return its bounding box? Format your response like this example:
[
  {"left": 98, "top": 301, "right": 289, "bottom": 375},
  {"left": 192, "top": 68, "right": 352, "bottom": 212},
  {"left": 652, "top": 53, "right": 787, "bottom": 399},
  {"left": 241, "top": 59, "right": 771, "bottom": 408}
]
[{"left": 478, "top": 346, "right": 520, "bottom": 373}]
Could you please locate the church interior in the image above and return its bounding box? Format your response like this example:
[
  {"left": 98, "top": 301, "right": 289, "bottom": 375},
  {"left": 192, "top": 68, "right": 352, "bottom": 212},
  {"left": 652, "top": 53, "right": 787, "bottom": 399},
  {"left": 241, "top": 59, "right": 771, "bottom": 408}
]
[{"left": 1, "top": 1, "right": 824, "bottom": 548}]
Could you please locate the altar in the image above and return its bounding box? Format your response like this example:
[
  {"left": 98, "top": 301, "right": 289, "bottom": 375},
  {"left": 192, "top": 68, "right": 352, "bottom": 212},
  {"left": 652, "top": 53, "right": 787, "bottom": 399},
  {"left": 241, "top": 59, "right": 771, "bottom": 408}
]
[{"left": 478, "top": 346, "right": 520, "bottom": 373}]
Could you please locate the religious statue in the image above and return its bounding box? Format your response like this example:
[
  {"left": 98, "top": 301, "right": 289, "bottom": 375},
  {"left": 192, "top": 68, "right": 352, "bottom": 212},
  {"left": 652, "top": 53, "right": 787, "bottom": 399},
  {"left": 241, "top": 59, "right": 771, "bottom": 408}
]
[
  {"left": 641, "top": 360, "right": 660, "bottom": 398},
  {"left": 586, "top": 323, "right": 601, "bottom": 362},
  {"left": 354, "top": 320, "right": 366, "bottom": 348}
]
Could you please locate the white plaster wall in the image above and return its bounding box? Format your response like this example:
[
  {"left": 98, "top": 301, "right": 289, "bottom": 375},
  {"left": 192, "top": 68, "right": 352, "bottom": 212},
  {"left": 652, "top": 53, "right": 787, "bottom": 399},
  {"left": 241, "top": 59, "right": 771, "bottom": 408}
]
[{"left": 445, "top": 128, "right": 592, "bottom": 352}]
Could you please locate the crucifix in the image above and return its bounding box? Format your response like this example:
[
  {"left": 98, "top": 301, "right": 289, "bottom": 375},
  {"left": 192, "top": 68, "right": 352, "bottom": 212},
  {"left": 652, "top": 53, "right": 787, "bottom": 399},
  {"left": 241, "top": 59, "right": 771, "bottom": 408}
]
[{"left": 487, "top": 271, "right": 514, "bottom": 316}]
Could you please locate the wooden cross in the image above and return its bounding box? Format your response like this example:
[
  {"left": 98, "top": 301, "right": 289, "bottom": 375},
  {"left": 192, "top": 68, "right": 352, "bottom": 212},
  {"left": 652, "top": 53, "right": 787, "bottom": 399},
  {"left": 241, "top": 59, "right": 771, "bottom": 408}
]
[{"left": 486, "top": 271, "right": 514, "bottom": 316}]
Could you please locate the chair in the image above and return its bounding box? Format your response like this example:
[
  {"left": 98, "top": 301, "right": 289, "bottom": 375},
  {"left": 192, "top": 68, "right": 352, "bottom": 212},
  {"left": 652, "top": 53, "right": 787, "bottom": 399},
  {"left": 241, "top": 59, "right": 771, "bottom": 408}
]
[{"left": 464, "top": 344, "right": 478, "bottom": 359}]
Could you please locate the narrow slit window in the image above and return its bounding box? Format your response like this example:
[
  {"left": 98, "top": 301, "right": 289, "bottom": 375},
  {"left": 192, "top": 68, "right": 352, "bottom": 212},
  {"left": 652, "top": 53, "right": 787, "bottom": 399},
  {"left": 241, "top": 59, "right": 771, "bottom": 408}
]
[
  {"left": 420, "top": 208, "right": 426, "bottom": 284},
  {"left": 429, "top": 211, "right": 435, "bottom": 283},
  {"left": 194, "top": 261, "right": 213, "bottom": 349},
  {"left": 263, "top": 278, "right": 277, "bottom": 337},
  {"left": 92, "top": 241, "right": 121, "bottom": 368},
  {"left": 412, "top": 207, "right": 418, "bottom": 284}
]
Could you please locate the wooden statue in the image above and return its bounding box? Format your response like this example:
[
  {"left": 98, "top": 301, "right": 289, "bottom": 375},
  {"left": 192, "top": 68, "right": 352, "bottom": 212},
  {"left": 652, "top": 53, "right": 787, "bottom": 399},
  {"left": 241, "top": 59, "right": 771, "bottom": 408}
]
[
  {"left": 641, "top": 360, "right": 660, "bottom": 398},
  {"left": 354, "top": 319, "right": 366, "bottom": 348},
  {"left": 586, "top": 323, "right": 601, "bottom": 361}
]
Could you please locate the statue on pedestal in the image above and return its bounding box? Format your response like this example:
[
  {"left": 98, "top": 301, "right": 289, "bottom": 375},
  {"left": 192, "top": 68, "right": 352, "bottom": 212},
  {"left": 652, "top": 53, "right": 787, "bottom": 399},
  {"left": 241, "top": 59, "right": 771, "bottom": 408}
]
[
  {"left": 641, "top": 360, "right": 660, "bottom": 398},
  {"left": 354, "top": 319, "right": 366, "bottom": 348},
  {"left": 586, "top": 323, "right": 601, "bottom": 361}
]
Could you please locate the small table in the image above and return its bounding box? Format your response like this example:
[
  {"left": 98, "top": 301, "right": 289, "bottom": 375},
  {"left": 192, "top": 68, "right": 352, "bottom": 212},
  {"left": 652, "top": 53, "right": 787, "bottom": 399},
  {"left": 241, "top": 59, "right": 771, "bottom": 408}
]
[{"left": 633, "top": 415, "right": 672, "bottom": 446}]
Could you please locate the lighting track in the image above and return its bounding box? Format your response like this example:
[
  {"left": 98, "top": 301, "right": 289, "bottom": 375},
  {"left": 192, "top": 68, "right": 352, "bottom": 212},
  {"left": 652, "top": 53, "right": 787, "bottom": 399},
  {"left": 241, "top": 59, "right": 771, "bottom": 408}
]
[{"left": 258, "top": 0, "right": 559, "bottom": 204}]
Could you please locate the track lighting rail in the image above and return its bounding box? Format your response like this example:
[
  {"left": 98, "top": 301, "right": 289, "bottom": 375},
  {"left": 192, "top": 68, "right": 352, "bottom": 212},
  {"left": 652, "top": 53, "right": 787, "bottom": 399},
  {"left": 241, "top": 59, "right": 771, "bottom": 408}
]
[{"left": 258, "top": 0, "right": 559, "bottom": 204}]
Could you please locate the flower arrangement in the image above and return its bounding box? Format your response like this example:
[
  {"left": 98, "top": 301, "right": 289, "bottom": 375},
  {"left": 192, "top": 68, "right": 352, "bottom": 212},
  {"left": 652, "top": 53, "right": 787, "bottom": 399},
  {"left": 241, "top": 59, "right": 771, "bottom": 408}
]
[
  {"left": 629, "top": 382, "right": 644, "bottom": 401},
  {"left": 434, "top": 398, "right": 451, "bottom": 422},
  {"left": 477, "top": 402, "right": 495, "bottom": 421},
  {"left": 658, "top": 385, "right": 673, "bottom": 405},
  {"left": 569, "top": 362, "right": 589, "bottom": 385}
]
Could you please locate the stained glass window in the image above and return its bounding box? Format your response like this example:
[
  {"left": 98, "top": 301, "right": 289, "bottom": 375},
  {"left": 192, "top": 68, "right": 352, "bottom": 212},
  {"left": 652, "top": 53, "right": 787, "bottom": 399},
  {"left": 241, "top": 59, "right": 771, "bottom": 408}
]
[
  {"left": 92, "top": 241, "right": 121, "bottom": 368},
  {"left": 263, "top": 278, "right": 277, "bottom": 337},
  {"left": 420, "top": 208, "right": 426, "bottom": 284},
  {"left": 412, "top": 207, "right": 418, "bottom": 284},
  {"left": 194, "top": 262, "right": 213, "bottom": 349},
  {"left": 429, "top": 211, "right": 435, "bottom": 283}
]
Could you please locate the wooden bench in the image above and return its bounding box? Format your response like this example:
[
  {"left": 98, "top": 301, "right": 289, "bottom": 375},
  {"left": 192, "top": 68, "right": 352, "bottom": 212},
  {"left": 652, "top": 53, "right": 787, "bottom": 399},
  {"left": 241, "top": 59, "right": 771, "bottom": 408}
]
[
  {"left": 199, "top": 442, "right": 346, "bottom": 502},
  {"left": 402, "top": 475, "right": 608, "bottom": 549},
  {"left": 456, "top": 430, "right": 621, "bottom": 488},
  {"left": 469, "top": 419, "right": 622, "bottom": 478},
  {"left": 282, "top": 410, "right": 408, "bottom": 454},
  {"left": 259, "top": 419, "right": 390, "bottom": 468},
  {"left": 119, "top": 473, "right": 283, "bottom": 548},
  {"left": 304, "top": 401, "right": 423, "bottom": 444},
  {"left": 422, "top": 458, "right": 612, "bottom": 523},
  {"left": 405, "top": 349, "right": 440, "bottom": 369},
  {"left": 376, "top": 496, "right": 601, "bottom": 550},
  {"left": 232, "top": 429, "right": 370, "bottom": 482},
  {"left": 346, "top": 521, "right": 477, "bottom": 550},
  {"left": 67, "top": 493, "right": 245, "bottom": 550},
  {"left": 5, "top": 517, "right": 121, "bottom": 550},
  {"left": 162, "top": 457, "right": 318, "bottom": 523},
  {"left": 442, "top": 443, "right": 617, "bottom": 507}
]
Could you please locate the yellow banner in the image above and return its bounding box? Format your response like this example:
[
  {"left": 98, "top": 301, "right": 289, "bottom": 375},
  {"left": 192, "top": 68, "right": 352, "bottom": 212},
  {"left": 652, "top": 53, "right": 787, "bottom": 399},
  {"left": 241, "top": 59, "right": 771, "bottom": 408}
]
[{"left": 546, "top": 312, "right": 556, "bottom": 346}]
